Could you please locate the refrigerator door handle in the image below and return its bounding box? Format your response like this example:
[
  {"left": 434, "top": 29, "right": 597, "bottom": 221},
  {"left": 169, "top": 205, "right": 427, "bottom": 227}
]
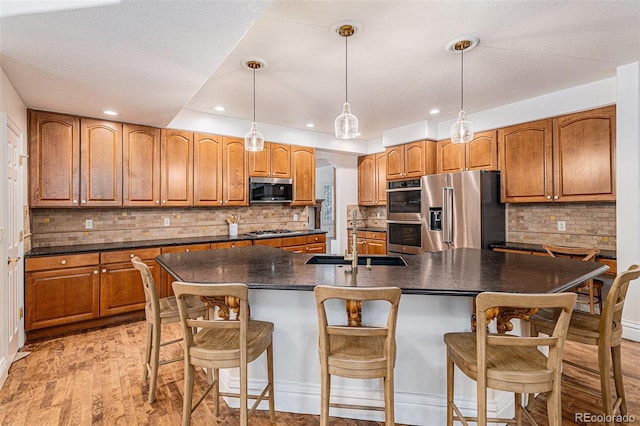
[{"left": 443, "top": 186, "right": 454, "bottom": 245}]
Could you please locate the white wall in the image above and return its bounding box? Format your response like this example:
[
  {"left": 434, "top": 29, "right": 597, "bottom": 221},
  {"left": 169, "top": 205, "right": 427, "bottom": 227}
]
[
  {"left": 616, "top": 62, "right": 640, "bottom": 341},
  {"left": 0, "top": 67, "right": 27, "bottom": 388}
]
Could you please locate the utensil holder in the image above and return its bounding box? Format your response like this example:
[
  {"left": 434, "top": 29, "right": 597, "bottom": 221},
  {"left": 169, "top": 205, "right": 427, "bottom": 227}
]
[{"left": 229, "top": 223, "right": 238, "bottom": 237}]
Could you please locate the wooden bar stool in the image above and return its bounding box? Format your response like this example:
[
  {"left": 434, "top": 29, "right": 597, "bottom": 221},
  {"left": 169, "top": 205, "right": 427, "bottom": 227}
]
[
  {"left": 528, "top": 264, "right": 640, "bottom": 426},
  {"left": 314, "top": 285, "right": 401, "bottom": 426}
]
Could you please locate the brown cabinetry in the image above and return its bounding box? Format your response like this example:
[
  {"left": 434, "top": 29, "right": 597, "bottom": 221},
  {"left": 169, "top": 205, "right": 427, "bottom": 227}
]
[
  {"left": 386, "top": 140, "right": 436, "bottom": 180},
  {"left": 99, "top": 248, "right": 161, "bottom": 316},
  {"left": 437, "top": 130, "right": 498, "bottom": 174},
  {"left": 254, "top": 234, "right": 326, "bottom": 253},
  {"left": 161, "top": 129, "right": 193, "bottom": 206},
  {"left": 249, "top": 142, "right": 291, "bottom": 178},
  {"left": 194, "top": 133, "right": 223, "bottom": 206},
  {"left": 222, "top": 137, "right": 249, "bottom": 206},
  {"left": 499, "top": 106, "right": 616, "bottom": 203},
  {"left": 358, "top": 152, "right": 387, "bottom": 206},
  {"left": 25, "top": 253, "right": 100, "bottom": 330},
  {"left": 291, "top": 146, "right": 316, "bottom": 206},
  {"left": 123, "top": 124, "right": 161, "bottom": 207},
  {"left": 161, "top": 243, "right": 212, "bottom": 296},
  {"left": 347, "top": 230, "right": 387, "bottom": 255}
]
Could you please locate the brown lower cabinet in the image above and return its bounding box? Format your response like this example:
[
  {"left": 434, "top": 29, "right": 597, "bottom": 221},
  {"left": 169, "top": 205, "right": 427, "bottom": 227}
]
[
  {"left": 255, "top": 233, "right": 326, "bottom": 254},
  {"left": 347, "top": 230, "right": 387, "bottom": 255}
]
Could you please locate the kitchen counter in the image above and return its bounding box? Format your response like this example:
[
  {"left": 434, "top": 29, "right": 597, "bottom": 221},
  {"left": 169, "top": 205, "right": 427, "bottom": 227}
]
[
  {"left": 25, "top": 229, "right": 327, "bottom": 257},
  {"left": 347, "top": 227, "right": 386, "bottom": 233},
  {"left": 490, "top": 241, "right": 616, "bottom": 259},
  {"left": 156, "top": 245, "right": 607, "bottom": 297}
]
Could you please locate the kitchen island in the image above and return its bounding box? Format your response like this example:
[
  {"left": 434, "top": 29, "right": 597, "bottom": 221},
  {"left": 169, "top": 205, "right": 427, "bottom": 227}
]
[{"left": 156, "top": 246, "right": 607, "bottom": 425}]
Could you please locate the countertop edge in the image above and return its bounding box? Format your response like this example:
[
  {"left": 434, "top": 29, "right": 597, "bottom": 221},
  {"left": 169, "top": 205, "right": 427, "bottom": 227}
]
[{"left": 490, "top": 242, "right": 616, "bottom": 260}]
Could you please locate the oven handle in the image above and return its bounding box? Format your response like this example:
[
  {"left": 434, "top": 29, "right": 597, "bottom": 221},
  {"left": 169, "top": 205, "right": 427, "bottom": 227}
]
[
  {"left": 387, "top": 220, "right": 423, "bottom": 225},
  {"left": 386, "top": 187, "right": 422, "bottom": 193}
]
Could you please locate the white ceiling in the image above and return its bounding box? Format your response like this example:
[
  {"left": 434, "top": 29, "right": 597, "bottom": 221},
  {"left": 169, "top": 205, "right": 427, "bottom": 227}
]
[{"left": 1, "top": 0, "right": 639, "bottom": 141}]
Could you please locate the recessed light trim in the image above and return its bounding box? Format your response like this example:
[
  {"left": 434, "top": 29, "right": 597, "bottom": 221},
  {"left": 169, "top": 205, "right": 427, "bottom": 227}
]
[
  {"left": 103, "top": 110, "right": 118, "bottom": 116},
  {"left": 306, "top": 123, "right": 315, "bottom": 128},
  {"left": 214, "top": 105, "right": 226, "bottom": 112},
  {"left": 430, "top": 108, "right": 440, "bottom": 115}
]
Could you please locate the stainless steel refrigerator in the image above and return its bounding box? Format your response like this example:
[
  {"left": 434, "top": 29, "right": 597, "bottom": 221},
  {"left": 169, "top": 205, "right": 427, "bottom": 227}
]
[{"left": 421, "top": 170, "right": 505, "bottom": 251}]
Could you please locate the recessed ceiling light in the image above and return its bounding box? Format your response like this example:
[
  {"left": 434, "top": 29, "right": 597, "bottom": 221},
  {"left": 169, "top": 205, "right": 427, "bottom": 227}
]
[
  {"left": 430, "top": 108, "right": 440, "bottom": 115},
  {"left": 214, "top": 105, "right": 226, "bottom": 112},
  {"left": 306, "top": 123, "right": 315, "bottom": 128},
  {"left": 103, "top": 110, "right": 118, "bottom": 116}
]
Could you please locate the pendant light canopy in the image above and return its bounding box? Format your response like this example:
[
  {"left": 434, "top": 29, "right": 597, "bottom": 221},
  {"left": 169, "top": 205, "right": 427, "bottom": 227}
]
[
  {"left": 244, "top": 59, "right": 265, "bottom": 152},
  {"left": 334, "top": 23, "right": 359, "bottom": 139},
  {"left": 448, "top": 37, "right": 479, "bottom": 144}
]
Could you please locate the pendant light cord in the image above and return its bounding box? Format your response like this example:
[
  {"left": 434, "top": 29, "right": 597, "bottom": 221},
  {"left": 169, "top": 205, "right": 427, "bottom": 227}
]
[
  {"left": 460, "top": 48, "right": 464, "bottom": 111},
  {"left": 252, "top": 68, "right": 257, "bottom": 122},
  {"left": 344, "top": 35, "right": 349, "bottom": 103}
]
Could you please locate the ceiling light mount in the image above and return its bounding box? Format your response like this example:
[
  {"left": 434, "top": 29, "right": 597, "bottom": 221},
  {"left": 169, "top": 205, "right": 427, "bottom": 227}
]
[
  {"left": 329, "top": 19, "right": 363, "bottom": 38},
  {"left": 446, "top": 36, "right": 480, "bottom": 53}
]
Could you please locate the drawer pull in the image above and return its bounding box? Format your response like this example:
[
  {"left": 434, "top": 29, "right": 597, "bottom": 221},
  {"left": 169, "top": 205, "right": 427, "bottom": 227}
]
[
  {"left": 93, "top": 270, "right": 99, "bottom": 275},
  {"left": 130, "top": 253, "right": 135, "bottom": 258},
  {"left": 61, "top": 259, "right": 67, "bottom": 265},
  {"left": 185, "top": 249, "right": 190, "bottom": 252},
  {"left": 102, "top": 269, "right": 106, "bottom": 273}
]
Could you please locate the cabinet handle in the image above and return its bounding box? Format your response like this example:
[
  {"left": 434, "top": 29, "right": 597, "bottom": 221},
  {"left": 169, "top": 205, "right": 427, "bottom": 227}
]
[
  {"left": 102, "top": 269, "right": 106, "bottom": 273},
  {"left": 231, "top": 244, "right": 235, "bottom": 248},
  {"left": 61, "top": 259, "right": 67, "bottom": 265},
  {"left": 81, "top": 200, "right": 86, "bottom": 204},
  {"left": 546, "top": 196, "right": 551, "bottom": 200},
  {"left": 93, "top": 270, "right": 99, "bottom": 275},
  {"left": 155, "top": 200, "right": 160, "bottom": 204},
  {"left": 129, "top": 253, "right": 135, "bottom": 258},
  {"left": 219, "top": 200, "right": 223, "bottom": 204},
  {"left": 73, "top": 199, "right": 78, "bottom": 204},
  {"left": 162, "top": 200, "right": 166, "bottom": 204},
  {"left": 185, "top": 249, "right": 190, "bottom": 252},
  {"left": 554, "top": 195, "right": 559, "bottom": 200}
]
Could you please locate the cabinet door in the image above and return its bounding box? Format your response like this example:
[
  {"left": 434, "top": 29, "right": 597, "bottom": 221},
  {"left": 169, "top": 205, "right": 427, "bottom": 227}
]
[
  {"left": 80, "top": 119, "right": 123, "bottom": 207},
  {"left": 365, "top": 239, "right": 387, "bottom": 255},
  {"left": 553, "top": 105, "right": 616, "bottom": 202},
  {"left": 223, "top": 137, "right": 249, "bottom": 206},
  {"left": 305, "top": 243, "right": 326, "bottom": 254},
  {"left": 291, "top": 146, "right": 316, "bottom": 206},
  {"left": 161, "top": 244, "right": 211, "bottom": 296},
  {"left": 437, "top": 139, "right": 465, "bottom": 174},
  {"left": 161, "top": 129, "right": 193, "bottom": 206},
  {"left": 194, "top": 133, "right": 223, "bottom": 206},
  {"left": 498, "top": 119, "right": 553, "bottom": 203},
  {"left": 270, "top": 143, "right": 291, "bottom": 178},
  {"left": 29, "top": 110, "right": 80, "bottom": 207},
  {"left": 212, "top": 240, "right": 252, "bottom": 249},
  {"left": 404, "top": 141, "right": 426, "bottom": 178},
  {"left": 100, "top": 260, "right": 160, "bottom": 316},
  {"left": 123, "top": 124, "right": 161, "bottom": 207},
  {"left": 375, "top": 152, "right": 387, "bottom": 205},
  {"left": 25, "top": 266, "right": 100, "bottom": 330},
  {"left": 249, "top": 141, "right": 271, "bottom": 177},
  {"left": 385, "top": 145, "right": 405, "bottom": 180},
  {"left": 358, "top": 155, "right": 376, "bottom": 205},
  {"left": 466, "top": 130, "right": 498, "bottom": 171}
]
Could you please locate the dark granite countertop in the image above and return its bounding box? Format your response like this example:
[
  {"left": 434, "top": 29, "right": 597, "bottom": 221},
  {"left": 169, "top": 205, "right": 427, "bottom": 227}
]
[
  {"left": 25, "top": 229, "right": 327, "bottom": 257},
  {"left": 347, "top": 227, "right": 386, "bottom": 233},
  {"left": 156, "top": 246, "right": 608, "bottom": 297},
  {"left": 490, "top": 242, "right": 616, "bottom": 260}
]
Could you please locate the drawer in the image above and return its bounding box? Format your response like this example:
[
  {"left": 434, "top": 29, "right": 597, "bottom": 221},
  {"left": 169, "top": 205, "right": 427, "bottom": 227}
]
[
  {"left": 597, "top": 258, "right": 617, "bottom": 275},
  {"left": 212, "top": 240, "right": 252, "bottom": 249},
  {"left": 306, "top": 234, "right": 326, "bottom": 244},
  {"left": 100, "top": 247, "right": 161, "bottom": 264},
  {"left": 361, "top": 231, "right": 386, "bottom": 241},
  {"left": 161, "top": 243, "right": 211, "bottom": 254},
  {"left": 282, "top": 236, "right": 308, "bottom": 247},
  {"left": 253, "top": 238, "right": 282, "bottom": 248},
  {"left": 26, "top": 253, "right": 100, "bottom": 272}
]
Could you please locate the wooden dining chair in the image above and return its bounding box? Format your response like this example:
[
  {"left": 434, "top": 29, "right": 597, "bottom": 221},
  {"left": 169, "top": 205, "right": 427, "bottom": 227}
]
[
  {"left": 131, "top": 257, "right": 208, "bottom": 404},
  {"left": 172, "top": 281, "right": 275, "bottom": 426},
  {"left": 314, "top": 285, "right": 402, "bottom": 426},
  {"left": 528, "top": 264, "right": 640, "bottom": 426},
  {"left": 444, "top": 291, "right": 577, "bottom": 426},
  {"left": 543, "top": 243, "right": 603, "bottom": 314}
]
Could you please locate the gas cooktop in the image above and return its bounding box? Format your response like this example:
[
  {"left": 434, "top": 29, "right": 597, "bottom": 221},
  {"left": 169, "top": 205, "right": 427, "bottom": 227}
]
[{"left": 245, "top": 229, "right": 302, "bottom": 237}]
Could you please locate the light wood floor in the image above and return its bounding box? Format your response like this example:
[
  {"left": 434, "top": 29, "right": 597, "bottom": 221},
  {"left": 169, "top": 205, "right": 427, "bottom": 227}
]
[{"left": 1, "top": 320, "right": 638, "bottom": 425}]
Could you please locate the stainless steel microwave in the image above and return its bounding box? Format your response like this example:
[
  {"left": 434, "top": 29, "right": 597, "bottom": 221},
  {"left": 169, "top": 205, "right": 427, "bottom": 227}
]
[{"left": 249, "top": 177, "right": 293, "bottom": 203}]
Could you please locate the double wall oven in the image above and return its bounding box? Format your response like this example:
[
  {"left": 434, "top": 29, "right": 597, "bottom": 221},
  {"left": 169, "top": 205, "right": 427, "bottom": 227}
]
[{"left": 386, "top": 179, "right": 423, "bottom": 254}]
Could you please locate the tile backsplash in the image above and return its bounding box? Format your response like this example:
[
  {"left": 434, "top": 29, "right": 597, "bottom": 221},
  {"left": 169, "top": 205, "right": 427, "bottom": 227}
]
[
  {"left": 507, "top": 202, "right": 616, "bottom": 250},
  {"left": 30, "top": 205, "right": 308, "bottom": 248},
  {"left": 346, "top": 205, "right": 387, "bottom": 230}
]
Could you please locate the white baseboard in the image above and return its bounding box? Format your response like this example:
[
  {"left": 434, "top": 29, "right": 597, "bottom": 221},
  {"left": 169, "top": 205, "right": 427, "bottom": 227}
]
[{"left": 622, "top": 319, "right": 640, "bottom": 342}]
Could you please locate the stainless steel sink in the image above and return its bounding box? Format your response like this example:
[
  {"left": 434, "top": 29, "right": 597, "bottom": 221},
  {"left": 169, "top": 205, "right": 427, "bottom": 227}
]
[{"left": 305, "top": 255, "right": 407, "bottom": 266}]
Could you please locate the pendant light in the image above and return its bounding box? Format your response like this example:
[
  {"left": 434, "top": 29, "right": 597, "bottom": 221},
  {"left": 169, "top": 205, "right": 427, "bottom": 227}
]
[
  {"left": 244, "top": 59, "right": 265, "bottom": 152},
  {"left": 449, "top": 37, "right": 479, "bottom": 144},
  {"left": 334, "top": 24, "right": 358, "bottom": 139}
]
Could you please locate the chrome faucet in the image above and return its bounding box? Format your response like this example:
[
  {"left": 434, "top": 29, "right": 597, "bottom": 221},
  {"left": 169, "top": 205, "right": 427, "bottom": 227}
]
[{"left": 344, "top": 210, "right": 358, "bottom": 272}]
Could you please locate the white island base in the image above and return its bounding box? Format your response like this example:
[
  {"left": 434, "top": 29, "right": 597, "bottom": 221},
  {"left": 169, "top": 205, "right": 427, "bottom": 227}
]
[{"left": 215, "top": 290, "right": 519, "bottom": 426}]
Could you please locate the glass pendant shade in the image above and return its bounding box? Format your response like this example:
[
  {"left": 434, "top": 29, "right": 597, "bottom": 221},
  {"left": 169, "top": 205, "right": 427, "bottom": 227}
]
[
  {"left": 450, "top": 110, "right": 474, "bottom": 143},
  {"left": 335, "top": 102, "right": 358, "bottom": 139},
  {"left": 244, "top": 122, "right": 264, "bottom": 152}
]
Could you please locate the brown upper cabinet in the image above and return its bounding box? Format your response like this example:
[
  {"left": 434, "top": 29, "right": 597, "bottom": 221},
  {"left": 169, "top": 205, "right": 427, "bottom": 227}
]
[
  {"left": 385, "top": 140, "right": 436, "bottom": 180},
  {"left": 160, "top": 129, "right": 193, "bottom": 207},
  {"left": 291, "top": 145, "right": 316, "bottom": 206},
  {"left": 437, "top": 130, "right": 498, "bottom": 174},
  {"left": 222, "top": 137, "right": 249, "bottom": 206},
  {"left": 29, "top": 110, "right": 80, "bottom": 207},
  {"left": 498, "top": 105, "right": 616, "bottom": 203},
  {"left": 123, "top": 124, "right": 161, "bottom": 207},
  {"left": 193, "top": 132, "right": 223, "bottom": 206},
  {"left": 249, "top": 142, "right": 291, "bottom": 178},
  {"left": 358, "top": 152, "right": 387, "bottom": 206}
]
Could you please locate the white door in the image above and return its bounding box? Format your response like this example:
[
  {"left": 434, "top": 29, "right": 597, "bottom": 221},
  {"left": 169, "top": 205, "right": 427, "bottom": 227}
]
[{"left": 3, "top": 113, "right": 24, "bottom": 366}]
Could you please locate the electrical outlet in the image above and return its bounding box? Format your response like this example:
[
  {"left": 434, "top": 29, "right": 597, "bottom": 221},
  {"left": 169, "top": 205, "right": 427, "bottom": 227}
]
[
  {"left": 376, "top": 211, "right": 381, "bottom": 219},
  {"left": 557, "top": 221, "right": 566, "bottom": 231},
  {"left": 164, "top": 217, "right": 170, "bottom": 226},
  {"left": 85, "top": 219, "right": 93, "bottom": 229},
  {"left": 293, "top": 214, "right": 299, "bottom": 222}
]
